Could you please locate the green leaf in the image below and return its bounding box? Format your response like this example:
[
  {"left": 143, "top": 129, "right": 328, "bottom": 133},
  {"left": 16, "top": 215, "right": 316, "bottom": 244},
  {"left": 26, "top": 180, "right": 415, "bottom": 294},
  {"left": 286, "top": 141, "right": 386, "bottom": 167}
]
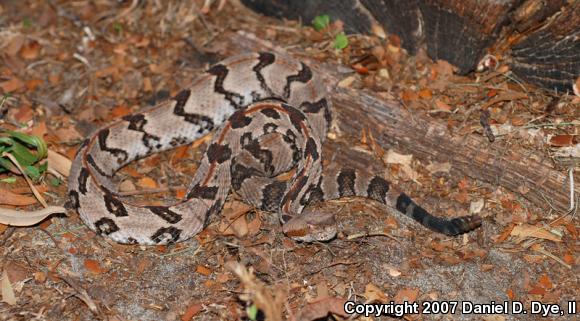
[
  {"left": 0, "top": 177, "right": 17, "bottom": 184},
  {"left": 22, "top": 17, "right": 32, "bottom": 28},
  {"left": 334, "top": 32, "right": 349, "bottom": 50},
  {"left": 0, "top": 158, "right": 14, "bottom": 173},
  {"left": 9, "top": 141, "right": 37, "bottom": 166},
  {"left": 48, "top": 176, "right": 61, "bottom": 186},
  {"left": 25, "top": 165, "right": 41, "bottom": 181},
  {"left": 247, "top": 304, "right": 258, "bottom": 320},
  {"left": 7, "top": 131, "right": 47, "bottom": 159},
  {"left": 0, "top": 131, "right": 48, "bottom": 181},
  {"left": 113, "top": 22, "right": 123, "bottom": 33},
  {"left": 312, "top": 15, "right": 330, "bottom": 31}
]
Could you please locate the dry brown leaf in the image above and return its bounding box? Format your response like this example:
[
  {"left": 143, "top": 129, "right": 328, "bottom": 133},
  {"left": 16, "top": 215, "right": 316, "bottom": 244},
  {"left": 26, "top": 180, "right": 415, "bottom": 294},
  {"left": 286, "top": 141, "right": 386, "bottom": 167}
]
[
  {"left": 434, "top": 99, "right": 453, "bottom": 111},
  {"left": 84, "top": 259, "right": 106, "bottom": 274},
  {"left": 174, "top": 187, "right": 187, "bottom": 200},
  {"left": 426, "top": 161, "right": 451, "bottom": 174},
  {"left": 506, "top": 288, "right": 515, "bottom": 300},
  {"left": 337, "top": 75, "right": 356, "bottom": 88},
  {"left": 4, "top": 35, "right": 25, "bottom": 56},
  {"left": 548, "top": 134, "right": 575, "bottom": 147},
  {"left": 562, "top": 253, "right": 574, "bottom": 265},
  {"left": 481, "top": 91, "right": 528, "bottom": 110},
  {"left": 19, "top": 40, "right": 41, "bottom": 60},
  {"left": 495, "top": 224, "right": 515, "bottom": 243},
  {"left": 0, "top": 78, "right": 25, "bottom": 93},
  {"left": 537, "top": 274, "right": 553, "bottom": 289},
  {"left": 26, "top": 78, "right": 43, "bottom": 91},
  {"left": 171, "top": 145, "right": 190, "bottom": 161},
  {"left": 143, "top": 77, "right": 153, "bottom": 92},
  {"left": 95, "top": 66, "right": 119, "bottom": 78},
  {"left": 1, "top": 269, "right": 16, "bottom": 305},
  {"left": 196, "top": 265, "right": 212, "bottom": 276},
  {"left": 48, "top": 150, "right": 72, "bottom": 177},
  {"left": 0, "top": 189, "right": 37, "bottom": 206},
  {"left": 137, "top": 177, "right": 158, "bottom": 189},
  {"left": 295, "top": 297, "right": 349, "bottom": 321},
  {"left": 371, "top": 23, "right": 386, "bottom": 38},
  {"left": 384, "top": 150, "right": 412, "bottom": 166},
  {"left": 469, "top": 198, "right": 485, "bottom": 214},
  {"left": 418, "top": 88, "right": 433, "bottom": 99},
  {"left": 181, "top": 303, "right": 203, "bottom": 321},
  {"left": 219, "top": 201, "right": 252, "bottom": 237},
  {"left": 393, "top": 288, "right": 419, "bottom": 303},
  {"left": 110, "top": 105, "right": 132, "bottom": 118},
  {"left": 365, "top": 283, "right": 388, "bottom": 303},
  {"left": 528, "top": 286, "right": 545, "bottom": 295},
  {"left": 118, "top": 180, "right": 136, "bottom": 193},
  {"left": 48, "top": 73, "right": 60, "bottom": 85},
  {"left": 246, "top": 213, "right": 262, "bottom": 236},
  {"left": 433, "top": 60, "right": 457, "bottom": 77},
  {"left": 0, "top": 206, "right": 64, "bottom": 226},
  {"left": 510, "top": 224, "right": 562, "bottom": 242},
  {"left": 400, "top": 89, "right": 418, "bottom": 102},
  {"left": 54, "top": 126, "right": 83, "bottom": 143}
]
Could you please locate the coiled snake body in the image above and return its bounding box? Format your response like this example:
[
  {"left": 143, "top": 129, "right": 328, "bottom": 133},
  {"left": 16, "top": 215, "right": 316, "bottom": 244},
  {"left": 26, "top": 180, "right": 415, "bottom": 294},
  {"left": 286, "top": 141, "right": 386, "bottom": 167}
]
[{"left": 68, "top": 52, "right": 481, "bottom": 245}]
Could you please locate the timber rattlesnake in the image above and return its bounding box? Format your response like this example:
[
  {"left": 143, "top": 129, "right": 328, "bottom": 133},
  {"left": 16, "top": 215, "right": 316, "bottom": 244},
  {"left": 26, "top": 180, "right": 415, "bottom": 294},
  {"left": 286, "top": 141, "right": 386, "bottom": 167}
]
[{"left": 68, "top": 52, "right": 481, "bottom": 245}]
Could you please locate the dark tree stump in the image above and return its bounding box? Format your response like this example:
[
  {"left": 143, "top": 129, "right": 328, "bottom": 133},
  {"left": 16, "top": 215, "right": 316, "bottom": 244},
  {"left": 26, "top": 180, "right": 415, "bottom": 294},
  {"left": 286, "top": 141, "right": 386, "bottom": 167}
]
[
  {"left": 508, "top": 0, "right": 580, "bottom": 92},
  {"left": 241, "top": 0, "right": 580, "bottom": 92}
]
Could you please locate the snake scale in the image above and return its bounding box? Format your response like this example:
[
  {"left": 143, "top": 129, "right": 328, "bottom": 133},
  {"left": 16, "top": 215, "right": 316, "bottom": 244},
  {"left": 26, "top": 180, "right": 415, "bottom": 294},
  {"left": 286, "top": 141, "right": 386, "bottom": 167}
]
[{"left": 67, "top": 52, "right": 482, "bottom": 245}]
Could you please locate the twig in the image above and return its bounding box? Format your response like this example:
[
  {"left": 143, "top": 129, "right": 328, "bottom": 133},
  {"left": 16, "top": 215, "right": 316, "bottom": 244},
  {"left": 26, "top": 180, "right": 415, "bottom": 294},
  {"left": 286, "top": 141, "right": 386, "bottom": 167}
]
[
  {"left": 59, "top": 275, "right": 100, "bottom": 314},
  {"left": 568, "top": 168, "right": 574, "bottom": 211},
  {"left": 532, "top": 246, "right": 571, "bottom": 270},
  {"left": 304, "top": 260, "right": 358, "bottom": 277},
  {"left": 347, "top": 230, "right": 401, "bottom": 243}
]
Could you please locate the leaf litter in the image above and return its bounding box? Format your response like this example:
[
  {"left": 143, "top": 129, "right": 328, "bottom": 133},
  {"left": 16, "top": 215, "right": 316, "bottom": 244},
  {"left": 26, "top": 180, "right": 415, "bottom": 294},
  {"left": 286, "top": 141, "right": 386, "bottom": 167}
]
[{"left": 0, "top": 0, "right": 578, "bottom": 320}]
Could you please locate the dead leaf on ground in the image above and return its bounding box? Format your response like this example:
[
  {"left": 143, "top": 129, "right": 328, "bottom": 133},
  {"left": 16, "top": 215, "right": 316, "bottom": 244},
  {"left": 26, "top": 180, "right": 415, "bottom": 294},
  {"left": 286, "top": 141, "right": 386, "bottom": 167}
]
[
  {"left": 19, "top": 40, "right": 41, "bottom": 60},
  {"left": 136, "top": 177, "right": 158, "bottom": 189},
  {"left": 548, "top": 134, "right": 576, "bottom": 147},
  {"left": 54, "top": 126, "right": 83, "bottom": 143},
  {"left": 481, "top": 91, "right": 528, "bottom": 110},
  {"left": 537, "top": 274, "right": 553, "bottom": 289},
  {"left": 0, "top": 189, "right": 38, "bottom": 206},
  {"left": 393, "top": 288, "right": 419, "bottom": 303},
  {"left": 365, "top": 283, "right": 389, "bottom": 303},
  {"left": 195, "top": 265, "right": 212, "bottom": 276},
  {"left": 0, "top": 206, "right": 65, "bottom": 226},
  {"left": 219, "top": 201, "right": 252, "bottom": 237},
  {"left": 1, "top": 269, "right": 16, "bottom": 305},
  {"left": 434, "top": 99, "right": 453, "bottom": 111},
  {"left": 181, "top": 303, "right": 203, "bottom": 321},
  {"left": 426, "top": 161, "right": 451, "bottom": 174},
  {"left": 0, "top": 78, "right": 25, "bottom": 93},
  {"left": 295, "top": 297, "right": 349, "bottom": 321},
  {"left": 84, "top": 259, "right": 107, "bottom": 274},
  {"left": 510, "top": 224, "right": 562, "bottom": 242},
  {"left": 47, "top": 150, "right": 72, "bottom": 177}
]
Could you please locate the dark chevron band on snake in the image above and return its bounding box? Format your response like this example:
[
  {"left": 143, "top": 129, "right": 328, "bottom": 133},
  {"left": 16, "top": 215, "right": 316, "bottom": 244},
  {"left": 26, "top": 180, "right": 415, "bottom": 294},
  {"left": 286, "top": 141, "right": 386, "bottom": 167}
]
[{"left": 67, "top": 52, "right": 481, "bottom": 245}]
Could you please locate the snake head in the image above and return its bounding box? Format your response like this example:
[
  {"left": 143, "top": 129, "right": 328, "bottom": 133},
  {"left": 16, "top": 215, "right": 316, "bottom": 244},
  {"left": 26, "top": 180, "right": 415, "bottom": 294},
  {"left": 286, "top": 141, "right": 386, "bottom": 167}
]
[{"left": 282, "top": 207, "right": 337, "bottom": 242}]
